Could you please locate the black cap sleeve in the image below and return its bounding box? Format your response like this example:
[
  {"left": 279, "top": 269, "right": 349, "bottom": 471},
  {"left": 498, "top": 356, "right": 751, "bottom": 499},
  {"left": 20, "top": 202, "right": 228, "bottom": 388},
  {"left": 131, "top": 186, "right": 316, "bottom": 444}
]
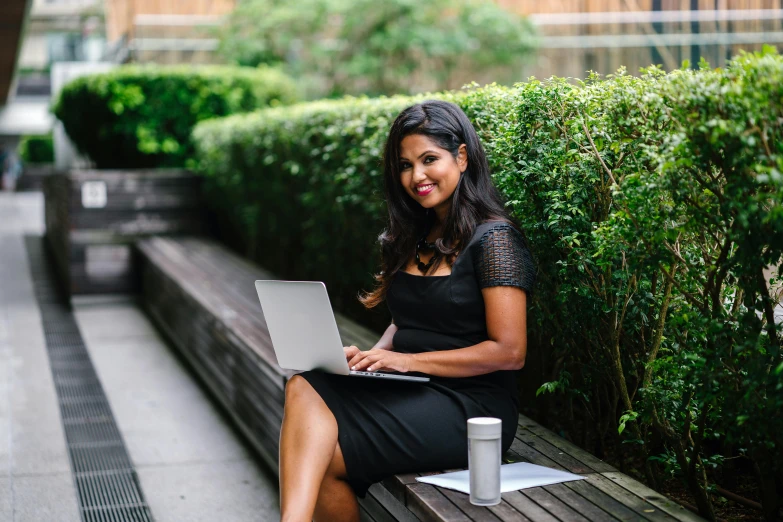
[{"left": 474, "top": 223, "right": 536, "bottom": 294}]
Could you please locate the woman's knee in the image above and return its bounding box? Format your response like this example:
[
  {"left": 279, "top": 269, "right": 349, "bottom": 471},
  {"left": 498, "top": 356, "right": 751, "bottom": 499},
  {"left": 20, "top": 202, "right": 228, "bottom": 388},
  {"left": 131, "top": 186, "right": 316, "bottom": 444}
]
[
  {"left": 285, "top": 374, "right": 315, "bottom": 403},
  {"left": 283, "top": 375, "right": 333, "bottom": 423}
]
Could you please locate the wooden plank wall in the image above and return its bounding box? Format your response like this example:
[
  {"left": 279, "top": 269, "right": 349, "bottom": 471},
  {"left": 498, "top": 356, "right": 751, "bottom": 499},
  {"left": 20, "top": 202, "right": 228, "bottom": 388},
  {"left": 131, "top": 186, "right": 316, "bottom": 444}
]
[
  {"left": 495, "top": 0, "right": 783, "bottom": 80},
  {"left": 104, "top": 0, "right": 236, "bottom": 45}
]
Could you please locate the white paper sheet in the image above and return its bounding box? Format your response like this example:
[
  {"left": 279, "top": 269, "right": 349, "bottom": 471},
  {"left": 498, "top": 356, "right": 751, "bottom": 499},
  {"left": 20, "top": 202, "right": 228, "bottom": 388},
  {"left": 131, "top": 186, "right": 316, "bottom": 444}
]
[{"left": 415, "top": 462, "right": 585, "bottom": 494}]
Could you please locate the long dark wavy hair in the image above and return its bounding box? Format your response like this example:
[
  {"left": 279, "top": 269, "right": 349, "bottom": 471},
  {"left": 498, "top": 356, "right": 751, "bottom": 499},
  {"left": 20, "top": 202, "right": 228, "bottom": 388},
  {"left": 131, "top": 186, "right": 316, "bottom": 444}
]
[{"left": 359, "top": 99, "right": 522, "bottom": 309}]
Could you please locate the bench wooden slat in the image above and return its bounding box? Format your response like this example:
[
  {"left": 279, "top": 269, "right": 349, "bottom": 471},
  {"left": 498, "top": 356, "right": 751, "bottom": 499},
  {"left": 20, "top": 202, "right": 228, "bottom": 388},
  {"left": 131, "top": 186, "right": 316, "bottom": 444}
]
[
  {"left": 234, "top": 390, "right": 283, "bottom": 437},
  {"left": 600, "top": 473, "right": 704, "bottom": 522},
  {"left": 541, "top": 483, "right": 620, "bottom": 522},
  {"left": 487, "top": 500, "right": 533, "bottom": 522},
  {"left": 360, "top": 504, "right": 376, "bottom": 522},
  {"left": 406, "top": 483, "right": 473, "bottom": 522},
  {"left": 564, "top": 479, "right": 647, "bottom": 522},
  {"left": 515, "top": 428, "right": 597, "bottom": 475},
  {"left": 437, "top": 488, "right": 504, "bottom": 522},
  {"left": 518, "top": 416, "right": 617, "bottom": 474},
  {"left": 521, "top": 487, "right": 592, "bottom": 522},
  {"left": 360, "top": 492, "right": 401, "bottom": 522},
  {"left": 180, "top": 237, "right": 275, "bottom": 281},
  {"left": 176, "top": 239, "right": 276, "bottom": 315},
  {"left": 509, "top": 438, "right": 565, "bottom": 471},
  {"left": 382, "top": 475, "right": 414, "bottom": 505},
  {"left": 501, "top": 491, "right": 561, "bottom": 522},
  {"left": 586, "top": 475, "right": 679, "bottom": 522},
  {"left": 368, "top": 484, "right": 423, "bottom": 522}
]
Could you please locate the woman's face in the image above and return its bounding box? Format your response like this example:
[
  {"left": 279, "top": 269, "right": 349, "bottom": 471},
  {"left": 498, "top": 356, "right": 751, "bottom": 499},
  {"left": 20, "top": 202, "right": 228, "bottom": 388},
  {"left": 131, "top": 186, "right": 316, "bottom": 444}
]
[{"left": 398, "top": 134, "right": 467, "bottom": 217}]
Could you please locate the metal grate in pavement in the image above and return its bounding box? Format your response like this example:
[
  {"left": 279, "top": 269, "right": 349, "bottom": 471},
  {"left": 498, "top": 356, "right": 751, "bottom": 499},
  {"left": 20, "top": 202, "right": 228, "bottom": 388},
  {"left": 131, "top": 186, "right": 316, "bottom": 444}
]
[{"left": 25, "top": 236, "right": 154, "bottom": 522}]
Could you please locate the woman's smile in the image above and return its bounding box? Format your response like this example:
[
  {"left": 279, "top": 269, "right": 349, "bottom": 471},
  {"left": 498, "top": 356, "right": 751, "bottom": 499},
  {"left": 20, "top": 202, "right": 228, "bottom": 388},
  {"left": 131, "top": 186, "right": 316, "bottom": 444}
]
[{"left": 415, "top": 183, "right": 436, "bottom": 196}]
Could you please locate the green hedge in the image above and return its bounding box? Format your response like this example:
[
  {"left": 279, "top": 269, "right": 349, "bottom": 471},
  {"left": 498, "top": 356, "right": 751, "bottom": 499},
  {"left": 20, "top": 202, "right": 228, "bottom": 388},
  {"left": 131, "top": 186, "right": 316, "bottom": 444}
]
[
  {"left": 52, "top": 64, "right": 299, "bottom": 169},
  {"left": 18, "top": 133, "right": 53, "bottom": 164},
  {"left": 508, "top": 53, "right": 782, "bottom": 519},
  {"left": 193, "top": 51, "right": 783, "bottom": 519}
]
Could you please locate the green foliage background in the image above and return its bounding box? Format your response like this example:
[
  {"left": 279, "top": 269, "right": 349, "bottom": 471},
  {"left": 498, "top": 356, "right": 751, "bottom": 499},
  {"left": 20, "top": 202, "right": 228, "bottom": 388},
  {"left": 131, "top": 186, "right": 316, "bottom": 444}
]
[
  {"left": 52, "top": 65, "right": 300, "bottom": 169},
  {"left": 193, "top": 50, "right": 783, "bottom": 519},
  {"left": 17, "top": 134, "right": 54, "bottom": 164},
  {"left": 217, "top": 0, "right": 537, "bottom": 99}
]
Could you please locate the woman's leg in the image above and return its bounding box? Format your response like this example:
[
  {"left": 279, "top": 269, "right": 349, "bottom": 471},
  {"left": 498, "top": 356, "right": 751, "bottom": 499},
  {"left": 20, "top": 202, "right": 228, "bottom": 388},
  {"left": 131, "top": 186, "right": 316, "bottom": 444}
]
[
  {"left": 279, "top": 375, "right": 340, "bottom": 522},
  {"left": 313, "top": 442, "right": 360, "bottom": 522}
]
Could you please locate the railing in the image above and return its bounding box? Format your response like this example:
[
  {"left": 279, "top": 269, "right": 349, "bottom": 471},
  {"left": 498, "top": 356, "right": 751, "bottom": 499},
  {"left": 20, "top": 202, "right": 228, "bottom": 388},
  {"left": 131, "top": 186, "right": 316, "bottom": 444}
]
[{"left": 520, "top": 6, "right": 783, "bottom": 79}]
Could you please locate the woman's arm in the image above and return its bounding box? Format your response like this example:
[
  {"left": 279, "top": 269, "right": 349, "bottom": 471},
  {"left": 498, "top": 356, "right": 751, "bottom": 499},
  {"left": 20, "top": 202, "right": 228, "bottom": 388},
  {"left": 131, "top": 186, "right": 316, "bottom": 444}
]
[
  {"left": 372, "top": 321, "right": 398, "bottom": 351},
  {"left": 343, "top": 321, "right": 397, "bottom": 362},
  {"left": 347, "top": 286, "right": 527, "bottom": 376}
]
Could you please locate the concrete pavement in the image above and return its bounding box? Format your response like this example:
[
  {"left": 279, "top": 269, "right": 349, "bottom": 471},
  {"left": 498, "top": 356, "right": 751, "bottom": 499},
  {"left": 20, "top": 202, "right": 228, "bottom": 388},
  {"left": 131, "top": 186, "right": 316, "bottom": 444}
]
[{"left": 1, "top": 192, "right": 80, "bottom": 522}]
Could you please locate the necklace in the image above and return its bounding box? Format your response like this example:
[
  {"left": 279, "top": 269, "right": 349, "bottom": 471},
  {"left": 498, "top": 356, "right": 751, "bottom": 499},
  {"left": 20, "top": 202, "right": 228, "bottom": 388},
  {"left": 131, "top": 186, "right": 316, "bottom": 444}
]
[{"left": 415, "top": 235, "right": 439, "bottom": 274}]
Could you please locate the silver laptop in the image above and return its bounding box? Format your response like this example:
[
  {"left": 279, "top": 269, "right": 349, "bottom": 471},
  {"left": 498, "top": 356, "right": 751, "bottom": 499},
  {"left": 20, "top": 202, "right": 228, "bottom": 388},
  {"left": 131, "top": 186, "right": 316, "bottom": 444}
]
[{"left": 254, "top": 280, "right": 429, "bottom": 382}]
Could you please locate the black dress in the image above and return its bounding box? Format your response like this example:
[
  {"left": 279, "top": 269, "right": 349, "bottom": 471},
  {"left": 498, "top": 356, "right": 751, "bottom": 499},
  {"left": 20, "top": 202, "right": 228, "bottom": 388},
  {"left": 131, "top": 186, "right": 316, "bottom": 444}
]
[{"left": 299, "top": 221, "right": 536, "bottom": 498}]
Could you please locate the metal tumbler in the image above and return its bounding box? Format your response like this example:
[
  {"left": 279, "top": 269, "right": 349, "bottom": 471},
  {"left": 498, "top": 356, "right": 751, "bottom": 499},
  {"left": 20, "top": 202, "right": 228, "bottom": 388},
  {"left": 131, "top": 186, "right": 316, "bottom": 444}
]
[{"left": 467, "top": 417, "right": 502, "bottom": 506}]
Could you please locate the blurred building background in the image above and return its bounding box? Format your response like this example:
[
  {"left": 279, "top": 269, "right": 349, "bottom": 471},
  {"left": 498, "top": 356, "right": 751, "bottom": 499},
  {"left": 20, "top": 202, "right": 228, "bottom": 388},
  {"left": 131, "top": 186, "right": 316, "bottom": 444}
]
[
  {"left": 17, "top": 0, "right": 106, "bottom": 93},
  {"left": 506, "top": 0, "right": 783, "bottom": 78},
  {"left": 96, "top": 0, "right": 783, "bottom": 76},
  {"left": 104, "top": 0, "right": 235, "bottom": 64}
]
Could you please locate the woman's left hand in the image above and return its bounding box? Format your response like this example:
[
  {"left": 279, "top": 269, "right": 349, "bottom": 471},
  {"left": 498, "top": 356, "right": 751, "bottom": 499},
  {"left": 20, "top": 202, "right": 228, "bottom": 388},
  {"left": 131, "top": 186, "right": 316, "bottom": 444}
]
[{"left": 347, "top": 348, "right": 413, "bottom": 373}]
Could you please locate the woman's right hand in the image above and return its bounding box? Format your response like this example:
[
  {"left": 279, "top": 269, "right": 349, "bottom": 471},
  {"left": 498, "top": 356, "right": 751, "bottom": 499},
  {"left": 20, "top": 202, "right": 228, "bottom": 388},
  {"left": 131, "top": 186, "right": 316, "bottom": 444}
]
[
  {"left": 344, "top": 345, "right": 361, "bottom": 362},
  {"left": 344, "top": 342, "right": 394, "bottom": 363}
]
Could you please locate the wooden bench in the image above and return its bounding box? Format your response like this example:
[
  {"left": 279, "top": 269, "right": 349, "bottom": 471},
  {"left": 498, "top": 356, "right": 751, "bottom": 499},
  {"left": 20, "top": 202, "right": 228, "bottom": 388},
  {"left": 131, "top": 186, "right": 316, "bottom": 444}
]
[{"left": 137, "top": 236, "right": 704, "bottom": 522}]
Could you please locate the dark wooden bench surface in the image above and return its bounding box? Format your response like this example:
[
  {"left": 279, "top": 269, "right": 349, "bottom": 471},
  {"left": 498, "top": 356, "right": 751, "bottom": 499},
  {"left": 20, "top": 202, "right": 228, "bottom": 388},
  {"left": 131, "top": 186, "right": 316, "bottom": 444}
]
[{"left": 137, "top": 236, "right": 704, "bottom": 522}]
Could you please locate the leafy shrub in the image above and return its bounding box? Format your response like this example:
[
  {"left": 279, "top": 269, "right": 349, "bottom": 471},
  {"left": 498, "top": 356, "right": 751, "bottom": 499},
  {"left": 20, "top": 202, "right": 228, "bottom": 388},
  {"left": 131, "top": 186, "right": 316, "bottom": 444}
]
[
  {"left": 508, "top": 52, "right": 783, "bottom": 519},
  {"left": 193, "top": 50, "right": 783, "bottom": 520},
  {"left": 52, "top": 64, "right": 299, "bottom": 169},
  {"left": 18, "top": 134, "right": 54, "bottom": 164}
]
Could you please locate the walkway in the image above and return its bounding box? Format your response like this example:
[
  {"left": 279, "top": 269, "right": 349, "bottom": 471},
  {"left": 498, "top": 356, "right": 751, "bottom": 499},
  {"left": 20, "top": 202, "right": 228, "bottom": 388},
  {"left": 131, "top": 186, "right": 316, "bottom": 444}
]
[{"left": 0, "top": 192, "right": 280, "bottom": 521}]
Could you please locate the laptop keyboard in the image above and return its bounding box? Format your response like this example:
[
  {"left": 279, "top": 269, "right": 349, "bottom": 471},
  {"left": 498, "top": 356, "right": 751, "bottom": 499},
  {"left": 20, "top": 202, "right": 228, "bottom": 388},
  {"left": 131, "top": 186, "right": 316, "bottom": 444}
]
[
  {"left": 349, "top": 370, "right": 430, "bottom": 382},
  {"left": 351, "top": 370, "right": 392, "bottom": 377}
]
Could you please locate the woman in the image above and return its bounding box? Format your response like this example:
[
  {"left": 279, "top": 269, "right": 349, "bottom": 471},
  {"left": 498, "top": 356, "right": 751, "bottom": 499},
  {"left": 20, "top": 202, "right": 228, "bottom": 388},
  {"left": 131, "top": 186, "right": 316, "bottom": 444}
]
[{"left": 279, "top": 100, "right": 535, "bottom": 522}]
